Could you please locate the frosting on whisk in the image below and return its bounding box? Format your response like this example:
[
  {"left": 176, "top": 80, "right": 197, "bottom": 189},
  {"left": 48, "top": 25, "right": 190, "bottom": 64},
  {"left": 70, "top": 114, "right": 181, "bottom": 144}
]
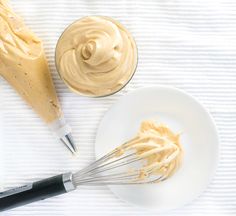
[{"left": 119, "top": 121, "right": 183, "bottom": 181}]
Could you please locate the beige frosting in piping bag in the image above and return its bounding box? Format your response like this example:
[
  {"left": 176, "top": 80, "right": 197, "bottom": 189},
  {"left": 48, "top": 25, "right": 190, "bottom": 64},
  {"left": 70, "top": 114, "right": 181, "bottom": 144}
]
[
  {"left": 0, "top": 0, "right": 61, "bottom": 123},
  {"left": 56, "top": 16, "right": 138, "bottom": 97}
]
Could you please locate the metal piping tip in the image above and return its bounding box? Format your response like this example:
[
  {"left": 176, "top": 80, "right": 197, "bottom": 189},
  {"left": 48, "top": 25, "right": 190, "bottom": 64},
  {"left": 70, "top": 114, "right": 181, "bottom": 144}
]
[{"left": 60, "top": 133, "right": 78, "bottom": 154}]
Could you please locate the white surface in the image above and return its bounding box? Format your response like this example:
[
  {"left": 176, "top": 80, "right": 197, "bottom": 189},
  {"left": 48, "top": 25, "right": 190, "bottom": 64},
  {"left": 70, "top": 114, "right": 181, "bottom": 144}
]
[
  {"left": 95, "top": 86, "right": 219, "bottom": 212},
  {"left": 0, "top": 0, "right": 236, "bottom": 215}
]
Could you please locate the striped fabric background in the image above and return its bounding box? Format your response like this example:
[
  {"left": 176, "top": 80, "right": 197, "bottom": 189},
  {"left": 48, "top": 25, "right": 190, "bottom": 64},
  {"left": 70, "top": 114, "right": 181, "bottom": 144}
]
[{"left": 1, "top": 0, "right": 236, "bottom": 215}]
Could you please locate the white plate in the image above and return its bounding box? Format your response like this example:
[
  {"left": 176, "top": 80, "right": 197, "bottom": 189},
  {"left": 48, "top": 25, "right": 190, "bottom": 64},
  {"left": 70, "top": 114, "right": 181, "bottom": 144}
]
[{"left": 95, "top": 86, "right": 219, "bottom": 212}]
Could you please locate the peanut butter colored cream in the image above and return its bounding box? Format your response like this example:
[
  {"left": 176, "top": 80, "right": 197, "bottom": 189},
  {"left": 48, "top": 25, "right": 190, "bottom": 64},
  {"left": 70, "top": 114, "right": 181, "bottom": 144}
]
[
  {"left": 0, "top": 0, "right": 61, "bottom": 123},
  {"left": 55, "top": 16, "right": 137, "bottom": 97},
  {"left": 118, "top": 121, "right": 183, "bottom": 181}
]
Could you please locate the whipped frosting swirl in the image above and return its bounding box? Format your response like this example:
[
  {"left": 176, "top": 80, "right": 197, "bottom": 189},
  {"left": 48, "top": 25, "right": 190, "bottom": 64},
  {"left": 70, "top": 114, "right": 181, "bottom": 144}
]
[{"left": 56, "top": 16, "right": 137, "bottom": 96}]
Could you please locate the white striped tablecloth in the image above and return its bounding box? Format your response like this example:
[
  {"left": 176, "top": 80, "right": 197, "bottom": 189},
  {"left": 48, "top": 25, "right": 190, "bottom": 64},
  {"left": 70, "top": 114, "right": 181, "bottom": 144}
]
[{"left": 0, "top": 0, "right": 236, "bottom": 215}]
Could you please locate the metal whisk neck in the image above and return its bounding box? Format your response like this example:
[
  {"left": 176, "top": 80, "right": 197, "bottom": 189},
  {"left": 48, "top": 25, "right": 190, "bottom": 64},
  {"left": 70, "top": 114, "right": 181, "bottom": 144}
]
[{"left": 72, "top": 148, "right": 164, "bottom": 186}]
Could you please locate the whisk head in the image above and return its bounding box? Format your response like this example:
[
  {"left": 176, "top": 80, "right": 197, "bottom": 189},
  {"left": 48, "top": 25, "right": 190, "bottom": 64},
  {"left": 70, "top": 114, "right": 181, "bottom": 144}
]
[
  {"left": 73, "top": 121, "right": 182, "bottom": 186},
  {"left": 72, "top": 143, "right": 166, "bottom": 185}
]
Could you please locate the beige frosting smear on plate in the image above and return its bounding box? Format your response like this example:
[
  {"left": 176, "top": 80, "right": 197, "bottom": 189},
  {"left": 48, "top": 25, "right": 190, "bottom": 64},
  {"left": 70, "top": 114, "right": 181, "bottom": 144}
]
[
  {"left": 56, "top": 16, "right": 138, "bottom": 97},
  {"left": 0, "top": 0, "right": 61, "bottom": 123},
  {"left": 118, "top": 121, "right": 183, "bottom": 181}
]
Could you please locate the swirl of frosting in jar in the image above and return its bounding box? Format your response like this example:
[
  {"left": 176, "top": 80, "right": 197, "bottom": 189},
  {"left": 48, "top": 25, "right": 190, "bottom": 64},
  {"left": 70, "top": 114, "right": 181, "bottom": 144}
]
[{"left": 55, "top": 16, "right": 137, "bottom": 97}]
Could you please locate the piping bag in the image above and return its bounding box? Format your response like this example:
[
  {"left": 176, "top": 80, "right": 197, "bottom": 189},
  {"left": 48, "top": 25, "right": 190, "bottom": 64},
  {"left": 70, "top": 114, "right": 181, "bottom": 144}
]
[{"left": 0, "top": 0, "right": 77, "bottom": 153}]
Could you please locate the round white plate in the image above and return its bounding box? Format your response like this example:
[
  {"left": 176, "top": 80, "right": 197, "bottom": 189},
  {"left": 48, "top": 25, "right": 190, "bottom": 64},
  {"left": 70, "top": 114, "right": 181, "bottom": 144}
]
[{"left": 95, "top": 86, "right": 219, "bottom": 212}]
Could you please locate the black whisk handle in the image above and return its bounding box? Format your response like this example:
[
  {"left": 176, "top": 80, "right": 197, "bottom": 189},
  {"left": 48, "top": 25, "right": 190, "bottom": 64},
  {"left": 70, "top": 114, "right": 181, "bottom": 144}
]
[{"left": 0, "top": 172, "right": 75, "bottom": 212}]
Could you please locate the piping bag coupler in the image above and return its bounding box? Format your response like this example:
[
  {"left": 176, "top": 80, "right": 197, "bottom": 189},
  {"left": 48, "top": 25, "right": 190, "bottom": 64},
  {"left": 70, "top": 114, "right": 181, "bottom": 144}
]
[{"left": 49, "top": 117, "right": 78, "bottom": 154}]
